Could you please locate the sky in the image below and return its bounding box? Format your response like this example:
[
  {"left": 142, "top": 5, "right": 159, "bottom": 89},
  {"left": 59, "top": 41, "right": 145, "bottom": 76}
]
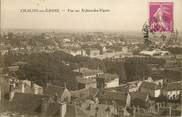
[{"left": 1, "top": 0, "right": 182, "bottom": 32}]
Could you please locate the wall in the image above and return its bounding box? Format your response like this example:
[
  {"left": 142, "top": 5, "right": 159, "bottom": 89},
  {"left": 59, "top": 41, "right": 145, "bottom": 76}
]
[
  {"left": 167, "top": 90, "right": 181, "bottom": 99},
  {"left": 154, "top": 89, "right": 161, "bottom": 97},
  {"left": 105, "top": 78, "right": 119, "bottom": 88},
  {"left": 86, "top": 82, "right": 97, "bottom": 88}
]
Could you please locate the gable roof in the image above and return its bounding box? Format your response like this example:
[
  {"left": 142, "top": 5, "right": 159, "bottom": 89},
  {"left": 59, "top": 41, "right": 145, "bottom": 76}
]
[
  {"left": 10, "top": 93, "right": 49, "bottom": 115},
  {"left": 74, "top": 67, "right": 102, "bottom": 77},
  {"left": 130, "top": 92, "right": 148, "bottom": 101},
  {"left": 4, "top": 93, "right": 88, "bottom": 117},
  {"left": 77, "top": 78, "right": 96, "bottom": 84},
  {"left": 106, "top": 84, "right": 128, "bottom": 93},
  {"left": 129, "top": 92, "right": 150, "bottom": 108},
  {"left": 99, "top": 91, "right": 127, "bottom": 105},
  {"left": 66, "top": 105, "right": 90, "bottom": 117},
  {"left": 98, "top": 73, "right": 119, "bottom": 82},
  {"left": 166, "top": 81, "right": 182, "bottom": 91},
  {"left": 71, "top": 87, "right": 98, "bottom": 98},
  {"left": 43, "top": 85, "right": 65, "bottom": 96},
  {"left": 140, "top": 81, "right": 160, "bottom": 90}
]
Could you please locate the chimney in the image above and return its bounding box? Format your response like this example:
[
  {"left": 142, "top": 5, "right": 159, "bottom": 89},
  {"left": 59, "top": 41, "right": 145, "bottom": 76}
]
[
  {"left": 33, "top": 83, "right": 39, "bottom": 94},
  {"left": 60, "top": 102, "right": 67, "bottom": 117},
  {"left": 21, "top": 81, "right": 25, "bottom": 93},
  {"left": 9, "top": 80, "right": 16, "bottom": 101}
]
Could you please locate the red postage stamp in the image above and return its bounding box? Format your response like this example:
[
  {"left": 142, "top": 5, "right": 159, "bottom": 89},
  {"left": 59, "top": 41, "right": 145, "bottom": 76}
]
[{"left": 149, "top": 2, "right": 173, "bottom": 32}]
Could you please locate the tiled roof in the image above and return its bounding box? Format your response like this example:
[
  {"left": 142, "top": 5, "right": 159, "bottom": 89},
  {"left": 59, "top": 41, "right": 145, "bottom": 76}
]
[
  {"left": 71, "top": 87, "right": 98, "bottom": 98},
  {"left": 74, "top": 67, "right": 102, "bottom": 77},
  {"left": 130, "top": 92, "right": 149, "bottom": 108},
  {"left": 140, "top": 81, "right": 160, "bottom": 90},
  {"left": 98, "top": 73, "right": 119, "bottom": 82},
  {"left": 12, "top": 61, "right": 27, "bottom": 66},
  {"left": 165, "top": 67, "right": 182, "bottom": 72},
  {"left": 4, "top": 93, "right": 88, "bottom": 117},
  {"left": 80, "top": 103, "right": 117, "bottom": 117},
  {"left": 77, "top": 77, "right": 96, "bottom": 84},
  {"left": 106, "top": 84, "right": 128, "bottom": 93},
  {"left": 150, "top": 75, "right": 164, "bottom": 81},
  {"left": 8, "top": 66, "right": 19, "bottom": 72},
  {"left": 79, "top": 79, "right": 96, "bottom": 84},
  {"left": 10, "top": 93, "right": 49, "bottom": 114},
  {"left": 166, "top": 81, "right": 182, "bottom": 91},
  {"left": 66, "top": 105, "right": 90, "bottom": 117},
  {"left": 164, "top": 68, "right": 182, "bottom": 82},
  {"left": 130, "top": 92, "right": 148, "bottom": 101},
  {"left": 99, "top": 91, "right": 127, "bottom": 102},
  {"left": 43, "top": 85, "right": 65, "bottom": 96}
]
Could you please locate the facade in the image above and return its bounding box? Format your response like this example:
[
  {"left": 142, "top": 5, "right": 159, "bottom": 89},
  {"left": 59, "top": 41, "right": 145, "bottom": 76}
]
[
  {"left": 8, "top": 79, "right": 43, "bottom": 99},
  {"left": 166, "top": 81, "right": 182, "bottom": 100},
  {"left": 140, "top": 81, "right": 161, "bottom": 97},
  {"left": 140, "top": 50, "right": 171, "bottom": 57},
  {"left": 77, "top": 78, "right": 97, "bottom": 89},
  {"left": 67, "top": 48, "right": 87, "bottom": 56},
  {"left": 85, "top": 48, "right": 100, "bottom": 57},
  {"left": 2, "top": 92, "right": 89, "bottom": 117},
  {"left": 74, "top": 67, "right": 103, "bottom": 79},
  {"left": 105, "top": 78, "right": 119, "bottom": 88},
  {"left": 98, "top": 73, "right": 119, "bottom": 88}
]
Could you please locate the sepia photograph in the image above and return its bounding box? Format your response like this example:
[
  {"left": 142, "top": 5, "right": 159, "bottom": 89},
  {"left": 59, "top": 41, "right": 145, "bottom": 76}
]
[{"left": 0, "top": 0, "right": 182, "bottom": 117}]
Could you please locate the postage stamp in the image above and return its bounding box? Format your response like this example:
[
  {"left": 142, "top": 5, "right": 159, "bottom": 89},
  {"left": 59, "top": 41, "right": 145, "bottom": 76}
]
[{"left": 149, "top": 2, "right": 173, "bottom": 32}]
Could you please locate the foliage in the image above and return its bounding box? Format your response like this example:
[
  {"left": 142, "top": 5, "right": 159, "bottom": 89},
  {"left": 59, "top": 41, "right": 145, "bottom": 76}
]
[{"left": 4, "top": 50, "right": 166, "bottom": 89}]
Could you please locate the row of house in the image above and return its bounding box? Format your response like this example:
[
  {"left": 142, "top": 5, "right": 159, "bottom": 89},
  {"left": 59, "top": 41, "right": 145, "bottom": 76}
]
[
  {"left": 0, "top": 69, "right": 181, "bottom": 117},
  {"left": 74, "top": 67, "right": 120, "bottom": 89}
]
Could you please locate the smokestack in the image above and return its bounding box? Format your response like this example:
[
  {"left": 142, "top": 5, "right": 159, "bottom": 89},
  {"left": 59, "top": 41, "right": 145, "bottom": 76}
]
[{"left": 60, "top": 102, "right": 67, "bottom": 117}]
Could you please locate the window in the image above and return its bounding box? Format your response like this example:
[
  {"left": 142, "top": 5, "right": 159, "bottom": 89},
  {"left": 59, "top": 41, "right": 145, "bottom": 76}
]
[{"left": 172, "top": 94, "right": 176, "bottom": 100}]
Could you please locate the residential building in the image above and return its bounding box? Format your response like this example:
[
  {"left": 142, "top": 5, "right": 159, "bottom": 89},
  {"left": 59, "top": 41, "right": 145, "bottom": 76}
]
[
  {"left": 74, "top": 67, "right": 103, "bottom": 79},
  {"left": 85, "top": 48, "right": 100, "bottom": 57},
  {"left": 140, "top": 50, "right": 171, "bottom": 57},
  {"left": 43, "top": 84, "right": 71, "bottom": 102},
  {"left": 98, "top": 73, "right": 119, "bottom": 88},
  {"left": 127, "top": 81, "right": 142, "bottom": 93},
  {"left": 71, "top": 87, "right": 98, "bottom": 99},
  {"left": 165, "top": 81, "right": 182, "bottom": 100},
  {"left": 2, "top": 92, "right": 89, "bottom": 117},
  {"left": 77, "top": 77, "right": 97, "bottom": 89},
  {"left": 145, "top": 76, "right": 164, "bottom": 86},
  {"left": 139, "top": 81, "right": 161, "bottom": 97},
  {"left": 98, "top": 90, "right": 127, "bottom": 106}
]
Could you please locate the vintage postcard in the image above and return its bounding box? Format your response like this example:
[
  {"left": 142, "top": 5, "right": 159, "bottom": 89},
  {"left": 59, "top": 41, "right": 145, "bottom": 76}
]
[{"left": 0, "top": 0, "right": 182, "bottom": 117}]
